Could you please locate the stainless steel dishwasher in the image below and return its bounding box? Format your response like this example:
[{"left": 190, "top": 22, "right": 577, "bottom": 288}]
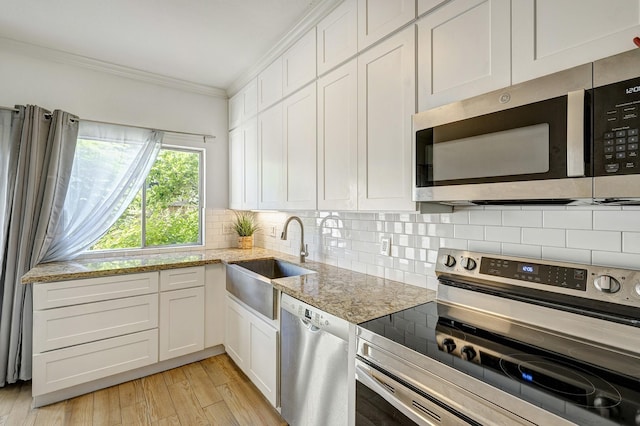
[{"left": 280, "top": 293, "right": 349, "bottom": 426}]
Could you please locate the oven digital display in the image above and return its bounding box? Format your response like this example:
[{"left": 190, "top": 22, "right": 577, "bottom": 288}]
[{"left": 518, "top": 263, "right": 539, "bottom": 274}]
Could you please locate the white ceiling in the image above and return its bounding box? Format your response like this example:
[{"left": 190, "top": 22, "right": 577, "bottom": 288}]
[{"left": 0, "top": 0, "right": 324, "bottom": 92}]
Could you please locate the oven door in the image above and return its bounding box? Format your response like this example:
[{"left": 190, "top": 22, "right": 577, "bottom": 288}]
[
  {"left": 413, "top": 63, "right": 592, "bottom": 204},
  {"left": 356, "top": 359, "right": 476, "bottom": 425}
]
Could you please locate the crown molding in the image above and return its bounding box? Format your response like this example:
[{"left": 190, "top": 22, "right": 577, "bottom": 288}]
[
  {"left": 226, "top": 0, "right": 344, "bottom": 97},
  {"left": 0, "top": 36, "right": 228, "bottom": 99}
]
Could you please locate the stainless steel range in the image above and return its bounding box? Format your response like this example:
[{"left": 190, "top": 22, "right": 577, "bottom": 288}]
[{"left": 356, "top": 248, "right": 640, "bottom": 425}]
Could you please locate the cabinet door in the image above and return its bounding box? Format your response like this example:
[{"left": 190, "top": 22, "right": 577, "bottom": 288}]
[
  {"left": 205, "top": 264, "right": 225, "bottom": 348},
  {"left": 159, "top": 287, "right": 204, "bottom": 361},
  {"left": 512, "top": 0, "right": 640, "bottom": 84},
  {"left": 417, "top": 0, "right": 510, "bottom": 110},
  {"left": 242, "top": 78, "right": 258, "bottom": 119},
  {"left": 32, "top": 329, "right": 158, "bottom": 396},
  {"left": 224, "top": 295, "right": 249, "bottom": 368},
  {"left": 318, "top": 60, "right": 358, "bottom": 210},
  {"left": 283, "top": 29, "right": 317, "bottom": 96},
  {"left": 228, "top": 127, "right": 243, "bottom": 210},
  {"left": 317, "top": 0, "right": 358, "bottom": 75},
  {"left": 358, "top": 0, "right": 416, "bottom": 50},
  {"left": 258, "top": 57, "right": 283, "bottom": 111},
  {"left": 33, "top": 294, "right": 158, "bottom": 353},
  {"left": 229, "top": 93, "right": 243, "bottom": 130},
  {"left": 258, "top": 103, "right": 284, "bottom": 209},
  {"left": 358, "top": 26, "right": 416, "bottom": 211},
  {"left": 283, "top": 83, "right": 317, "bottom": 210},
  {"left": 229, "top": 120, "right": 259, "bottom": 211},
  {"left": 247, "top": 313, "right": 278, "bottom": 407}
]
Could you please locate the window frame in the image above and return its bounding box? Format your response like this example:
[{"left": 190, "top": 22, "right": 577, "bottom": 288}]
[{"left": 89, "top": 143, "right": 205, "bottom": 253}]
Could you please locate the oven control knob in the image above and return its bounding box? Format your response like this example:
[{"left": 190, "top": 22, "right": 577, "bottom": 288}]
[
  {"left": 442, "top": 338, "right": 456, "bottom": 353},
  {"left": 461, "top": 257, "right": 477, "bottom": 271},
  {"left": 594, "top": 275, "right": 621, "bottom": 294},
  {"left": 460, "top": 346, "right": 476, "bottom": 361},
  {"left": 441, "top": 254, "right": 456, "bottom": 268}
]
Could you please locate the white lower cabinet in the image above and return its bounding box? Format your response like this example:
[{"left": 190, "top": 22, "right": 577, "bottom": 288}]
[
  {"left": 159, "top": 286, "right": 205, "bottom": 361},
  {"left": 225, "top": 294, "right": 278, "bottom": 407},
  {"left": 32, "top": 265, "right": 214, "bottom": 403}
]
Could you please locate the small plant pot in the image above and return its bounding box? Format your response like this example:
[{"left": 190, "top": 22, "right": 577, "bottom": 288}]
[{"left": 238, "top": 236, "right": 253, "bottom": 249}]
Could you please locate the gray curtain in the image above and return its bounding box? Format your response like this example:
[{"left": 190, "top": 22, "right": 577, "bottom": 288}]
[{"left": 0, "top": 105, "right": 79, "bottom": 386}]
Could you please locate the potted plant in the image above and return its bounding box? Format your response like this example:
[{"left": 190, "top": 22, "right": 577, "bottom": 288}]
[{"left": 233, "top": 211, "right": 259, "bottom": 249}]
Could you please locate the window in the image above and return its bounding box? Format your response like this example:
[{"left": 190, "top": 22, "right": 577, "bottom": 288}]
[{"left": 91, "top": 146, "right": 203, "bottom": 251}]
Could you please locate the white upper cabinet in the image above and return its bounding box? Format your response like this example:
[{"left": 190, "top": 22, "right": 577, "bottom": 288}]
[
  {"left": 417, "top": 0, "right": 449, "bottom": 16},
  {"left": 229, "top": 118, "right": 258, "bottom": 210},
  {"left": 283, "top": 83, "right": 317, "bottom": 210},
  {"left": 258, "top": 57, "right": 283, "bottom": 111},
  {"left": 358, "top": 26, "right": 416, "bottom": 212},
  {"left": 358, "top": 0, "right": 416, "bottom": 50},
  {"left": 258, "top": 103, "right": 284, "bottom": 209},
  {"left": 283, "top": 29, "right": 317, "bottom": 96},
  {"left": 317, "top": 59, "right": 358, "bottom": 211},
  {"left": 417, "top": 0, "right": 511, "bottom": 111},
  {"left": 229, "top": 79, "right": 257, "bottom": 130},
  {"left": 512, "top": 0, "right": 640, "bottom": 84},
  {"left": 317, "top": 0, "right": 358, "bottom": 75}
]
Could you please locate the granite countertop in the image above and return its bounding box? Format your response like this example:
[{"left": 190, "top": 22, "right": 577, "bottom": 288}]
[{"left": 22, "top": 247, "right": 435, "bottom": 324}]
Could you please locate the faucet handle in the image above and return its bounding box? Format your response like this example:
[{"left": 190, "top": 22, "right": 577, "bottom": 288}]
[{"left": 302, "top": 244, "right": 309, "bottom": 257}]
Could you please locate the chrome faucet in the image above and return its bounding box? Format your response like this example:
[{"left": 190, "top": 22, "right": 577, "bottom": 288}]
[{"left": 281, "top": 216, "right": 308, "bottom": 263}]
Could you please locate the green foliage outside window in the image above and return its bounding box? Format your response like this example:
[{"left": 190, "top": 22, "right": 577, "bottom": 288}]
[{"left": 91, "top": 148, "right": 202, "bottom": 250}]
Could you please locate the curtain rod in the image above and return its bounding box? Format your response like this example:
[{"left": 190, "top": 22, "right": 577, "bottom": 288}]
[{"left": 0, "top": 106, "right": 216, "bottom": 142}]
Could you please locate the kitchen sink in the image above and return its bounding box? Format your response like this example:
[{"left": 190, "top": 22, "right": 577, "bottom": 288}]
[
  {"left": 232, "top": 258, "right": 314, "bottom": 279},
  {"left": 225, "top": 259, "right": 315, "bottom": 319}
]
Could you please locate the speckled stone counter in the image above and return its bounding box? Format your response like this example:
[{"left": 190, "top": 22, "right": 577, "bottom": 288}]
[{"left": 22, "top": 247, "right": 435, "bottom": 324}]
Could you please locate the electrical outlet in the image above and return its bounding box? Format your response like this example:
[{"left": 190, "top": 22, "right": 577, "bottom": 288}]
[
  {"left": 380, "top": 237, "right": 391, "bottom": 256},
  {"left": 224, "top": 224, "right": 235, "bottom": 234},
  {"left": 270, "top": 226, "right": 277, "bottom": 238}
]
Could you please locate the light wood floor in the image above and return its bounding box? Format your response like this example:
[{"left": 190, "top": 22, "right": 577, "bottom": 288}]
[{"left": 0, "top": 354, "right": 287, "bottom": 426}]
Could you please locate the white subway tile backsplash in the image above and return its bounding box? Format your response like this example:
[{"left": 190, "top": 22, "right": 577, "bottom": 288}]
[
  {"left": 594, "top": 211, "right": 640, "bottom": 231},
  {"left": 541, "top": 246, "right": 591, "bottom": 264},
  {"left": 623, "top": 232, "right": 640, "bottom": 254},
  {"left": 485, "top": 226, "right": 521, "bottom": 243},
  {"left": 503, "top": 210, "right": 543, "bottom": 227},
  {"left": 567, "top": 230, "right": 621, "bottom": 251},
  {"left": 543, "top": 210, "right": 592, "bottom": 229},
  {"left": 522, "top": 228, "right": 565, "bottom": 247},
  {"left": 454, "top": 224, "right": 484, "bottom": 240},
  {"left": 467, "top": 240, "right": 501, "bottom": 253},
  {"left": 501, "top": 243, "right": 542, "bottom": 258},
  {"left": 592, "top": 251, "right": 640, "bottom": 269},
  {"left": 224, "top": 201, "right": 639, "bottom": 293},
  {"left": 468, "top": 210, "right": 502, "bottom": 225}
]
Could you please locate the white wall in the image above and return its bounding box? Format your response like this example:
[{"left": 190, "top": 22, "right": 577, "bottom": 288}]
[
  {"left": 255, "top": 206, "right": 640, "bottom": 290},
  {"left": 0, "top": 44, "right": 229, "bottom": 209}
]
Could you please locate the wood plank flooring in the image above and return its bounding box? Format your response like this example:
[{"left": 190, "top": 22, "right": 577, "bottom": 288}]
[{"left": 0, "top": 354, "right": 287, "bottom": 426}]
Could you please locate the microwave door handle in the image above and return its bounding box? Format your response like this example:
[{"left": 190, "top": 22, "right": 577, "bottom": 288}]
[{"left": 566, "top": 89, "right": 585, "bottom": 177}]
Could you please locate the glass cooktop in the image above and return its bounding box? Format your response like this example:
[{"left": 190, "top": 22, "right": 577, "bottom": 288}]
[{"left": 358, "top": 301, "right": 640, "bottom": 426}]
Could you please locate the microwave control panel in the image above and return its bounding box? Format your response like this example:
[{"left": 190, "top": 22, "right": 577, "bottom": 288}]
[{"left": 593, "top": 76, "right": 640, "bottom": 176}]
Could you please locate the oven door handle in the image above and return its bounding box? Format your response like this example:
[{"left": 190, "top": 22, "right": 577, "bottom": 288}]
[
  {"left": 566, "top": 89, "right": 585, "bottom": 177},
  {"left": 356, "top": 362, "right": 443, "bottom": 426}
]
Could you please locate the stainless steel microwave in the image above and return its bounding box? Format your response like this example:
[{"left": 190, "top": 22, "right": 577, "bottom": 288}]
[{"left": 413, "top": 48, "right": 640, "bottom": 205}]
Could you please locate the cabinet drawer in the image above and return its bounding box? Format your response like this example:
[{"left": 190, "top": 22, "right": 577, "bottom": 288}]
[
  {"left": 160, "top": 266, "right": 205, "bottom": 291},
  {"left": 33, "top": 294, "right": 158, "bottom": 353},
  {"left": 32, "top": 329, "right": 158, "bottom": 396},
  {"left": 33, "top": 272, "right": 159, "bottom": 309}
]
